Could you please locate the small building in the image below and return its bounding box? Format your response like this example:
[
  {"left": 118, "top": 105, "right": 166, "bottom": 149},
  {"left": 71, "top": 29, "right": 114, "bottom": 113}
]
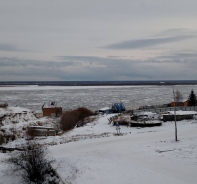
[
  {"left": 27, "top": 126, "right": 56, "bottom": 136},
  {"left": 171, "top": 100, "right": 188, "bottom": 107},
  {"left": 162, "top": 110, "right": 197, "bottom": 121},
  {"left": 34, "top": 110, "right": 43, "bottom": 118},
  {"left": 99, "top": 107, "right": 111, "bottom": 114},
  {"left": 111, "top": 103, "right": 126, "bottom": 113},
  {"left": 42, "top": 101, "right": 62, "bottom": 117}
]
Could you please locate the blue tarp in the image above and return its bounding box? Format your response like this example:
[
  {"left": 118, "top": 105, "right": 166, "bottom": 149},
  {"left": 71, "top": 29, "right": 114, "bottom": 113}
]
[{"left": 112, "top": 103, "right": 126, "bottom": 113}]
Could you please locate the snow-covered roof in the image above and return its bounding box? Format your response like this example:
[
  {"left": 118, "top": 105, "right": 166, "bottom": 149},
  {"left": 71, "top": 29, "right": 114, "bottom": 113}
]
[
  {"left": 99, "top": 107, "right": 111, "bottom": 111},
  {"left": 136, "top": 112, "right": 157, "bottom": 117},
  {"left": 171, "top": 99, "right": 188, "bottom": 103},
  {"left": 167, "top": 110, "right": 197, "bottom": 115},
  {"left": 42, "top": 101, "right": 61, "bottom": 108},
  {"left": 0, "top": 106, "right": 31, "bottom": 116},
  {"left": 28, "top": 126, "right": 55, "bottom": 129},
  {"left": 35, "top": 110, "right": 43, "bottom": 114},
  {"left": 142, "top": 112, "right": 157, "bottom": 116}
]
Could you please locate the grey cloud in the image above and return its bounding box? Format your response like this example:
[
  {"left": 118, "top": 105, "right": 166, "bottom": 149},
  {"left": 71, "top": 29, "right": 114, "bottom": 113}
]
[
  {"left": 57, "top": 56, "right": 105, "bottom": 62},
  {"left": 0, "top": 56, "right": 141, "bottom": 81},
  {"left": 156, "top": 51, "right": 197, "bottom": 60},
  {"left": 0, "top": 57, "right": 76, "bottom": 68},
  {"left": 57, "top": 55, "right": 134, "bottom": 63},
  {"left": 157, "top": 29, "right": 196, "bottom": 37},
  {"left": 105, "top": 35, "right": 196, "bottom": 50},
  {"left": 0, "top": 44, "right": 24, "bottom": 51},
  {"left": 1, "top": 54, "right": 197, "bottom": 81}
]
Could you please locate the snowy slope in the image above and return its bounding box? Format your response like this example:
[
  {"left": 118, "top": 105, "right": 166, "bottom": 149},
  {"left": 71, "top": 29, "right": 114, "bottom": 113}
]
[
  {"left": 45, "top": 114, "right": 197, "bottom": 184},
  {"left": 0, "top": 106, "right": 58, "bottom": 144},
  {"left": 49, "top": 120, "right": 197, "bottom": 184},
  {"left": 1, "top": 112, "right": 197, "bottom": 184}
]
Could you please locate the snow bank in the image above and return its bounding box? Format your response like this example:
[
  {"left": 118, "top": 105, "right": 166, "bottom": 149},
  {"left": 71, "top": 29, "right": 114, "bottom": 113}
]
[{"left": 0, "top": 106, "right": 59, "bottom": 144}]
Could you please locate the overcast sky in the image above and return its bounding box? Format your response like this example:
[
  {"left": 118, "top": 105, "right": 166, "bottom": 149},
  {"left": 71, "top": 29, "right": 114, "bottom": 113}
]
[{"left": 1, "top": 0, "right": 197, "bottom": 81}]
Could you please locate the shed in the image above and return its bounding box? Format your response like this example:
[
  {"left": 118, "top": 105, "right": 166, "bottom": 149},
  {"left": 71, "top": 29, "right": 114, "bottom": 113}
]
[
  {"left": 162, "top": 110, "right": 197, "bottom": 121},
  {"left": 171, "top": 100, "right": 188, "bottom": 107},
  {"left": 42, "top": 101, "right": 62, "bottom": 117},
  {"left": 27, "top": 126, "right": 56, "bottom": 136},
  {"left": 34, "top": 110, "right": 43, "bottom": 118},
  {"left": 99, "top": 107, "right": 111, "bottom": 114}
]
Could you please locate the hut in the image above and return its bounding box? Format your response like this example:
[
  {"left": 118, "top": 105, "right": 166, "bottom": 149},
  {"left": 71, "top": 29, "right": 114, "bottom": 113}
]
[
  {"left": 99, "top": 107, "right": 111, "bottom": 114},
  {"left": 27, "top": 126, "right": 56, "bottom": 136},
  {"left": 42, "top": 101, "right": 62, "bottom": 117},
  {"left": 162, "top": 110, "right": 197, "bottom": 121},
  {"left": 34, "top": 110, "right": 43, "bottom": 118}
]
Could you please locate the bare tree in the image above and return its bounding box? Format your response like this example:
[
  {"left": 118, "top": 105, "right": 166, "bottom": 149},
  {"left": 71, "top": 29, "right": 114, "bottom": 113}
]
[
  {"left": 174, "top": 89, "right": 183, "bottom": 106},
  {"left": 7, "top": 140, "right": 55, "bottom": 184}
]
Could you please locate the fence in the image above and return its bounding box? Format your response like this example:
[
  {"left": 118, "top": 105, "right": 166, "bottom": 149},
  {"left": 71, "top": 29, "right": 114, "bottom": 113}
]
[{"left": 133, "top": 106, "right": 197, "bottom": 114}]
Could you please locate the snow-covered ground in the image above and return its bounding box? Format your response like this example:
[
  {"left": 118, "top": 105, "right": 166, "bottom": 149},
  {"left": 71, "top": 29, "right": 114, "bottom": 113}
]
[
  {"left": 1, "top": 112, "right": 197, "bottom": 184},
  {"left": 0, "top": 106, "right": 58, "bottom": 145},
  {"left": 48, "top": 115, "right": 197, "bottom": 184}
]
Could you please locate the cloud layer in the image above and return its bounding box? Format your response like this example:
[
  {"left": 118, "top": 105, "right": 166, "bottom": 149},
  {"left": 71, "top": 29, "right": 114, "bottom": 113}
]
[
  {"left": 0, "top": 44, "right": 22, "bottom": 51},
  {"left": 1, "top": 51, "right": 197, "bottom": 81},
  {"left": 105, "top": 35, "right": 196, "bottom": 50},
  {"left": 1, "top": 1, "right": 197, "bottom": 80}
]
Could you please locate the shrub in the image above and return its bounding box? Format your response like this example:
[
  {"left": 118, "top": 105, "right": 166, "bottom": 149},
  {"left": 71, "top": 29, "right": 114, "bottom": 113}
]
[
  {"left": 26, "top": 127, "right": 36, "bottom": 139},
  {"left": 60, "top": 107, "right": 93, "bottom": 131},
  {"left": 7, "top": 140, "right": 54, "bottom": 184},
  {"left": 0, "top": 102, "right": 8, "bottom": 108},
  {"left": 0, "top": 134, "right": 4, "bottom": 145},
  {"left": 3, "top": 134, "right": 16, "bottom": 143}
]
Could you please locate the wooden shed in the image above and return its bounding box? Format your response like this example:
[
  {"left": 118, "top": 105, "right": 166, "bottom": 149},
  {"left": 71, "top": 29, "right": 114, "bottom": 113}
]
[
  {"left": 27, "top": 126, "right": 56, "bottom": 136},
  {"left": 42, "top": 101, "right": 62, "bottom": 117}
]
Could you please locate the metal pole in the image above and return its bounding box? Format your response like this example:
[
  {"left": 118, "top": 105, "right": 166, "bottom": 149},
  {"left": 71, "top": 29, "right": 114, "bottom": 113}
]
[{"left": 172, "top": 86, "right": 178, "bottom": 141}]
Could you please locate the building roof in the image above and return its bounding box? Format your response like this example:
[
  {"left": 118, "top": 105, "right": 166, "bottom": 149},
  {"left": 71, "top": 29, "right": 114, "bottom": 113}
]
[
  {"left": 99, "top": 107, "right": 111, "bottom": 111},
  {"left": 171, "top": 99, "right": 188, "bottom": 103},
  {"left": 28, "top": 126, "right": 55, "bottom": 130},
  {"left": 167, "top": 110, "right": 197, "bottom": 115},
  {"left": 35, "top": 110, "right": 43, "bottom": 114},
  {"left": 42, "top": 101, "right": 61, "bottom": 108}
]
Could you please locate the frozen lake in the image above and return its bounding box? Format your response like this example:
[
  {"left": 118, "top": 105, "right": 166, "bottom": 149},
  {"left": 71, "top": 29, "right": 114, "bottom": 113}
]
[{"left": 0, "top": 85, "right": 197, "bottom": 111}]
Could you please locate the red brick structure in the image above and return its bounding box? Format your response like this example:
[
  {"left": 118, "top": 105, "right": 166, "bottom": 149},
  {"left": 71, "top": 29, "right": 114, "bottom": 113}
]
[
  {"left": 42, "top": 102, "right": 62, "bottom": 117},
  {"left": 171, "top": 100, "right": 188, "bottom": 107}
]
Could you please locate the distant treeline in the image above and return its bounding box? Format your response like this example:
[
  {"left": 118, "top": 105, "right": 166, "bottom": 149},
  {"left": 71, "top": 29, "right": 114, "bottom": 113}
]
[{"left": 1, "top": 80, "right": 197, "bottom": 86}]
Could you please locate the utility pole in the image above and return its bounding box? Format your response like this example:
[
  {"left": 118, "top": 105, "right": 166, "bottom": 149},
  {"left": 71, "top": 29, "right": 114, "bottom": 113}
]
[{"left": 172, "top": 86, "right": 178, "bottom": 141}]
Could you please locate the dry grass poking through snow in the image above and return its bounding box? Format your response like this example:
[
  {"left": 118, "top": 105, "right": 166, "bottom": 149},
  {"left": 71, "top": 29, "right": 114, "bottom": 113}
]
[{"left": 60, "top": 107, "right": 94, "bottom": 131}]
